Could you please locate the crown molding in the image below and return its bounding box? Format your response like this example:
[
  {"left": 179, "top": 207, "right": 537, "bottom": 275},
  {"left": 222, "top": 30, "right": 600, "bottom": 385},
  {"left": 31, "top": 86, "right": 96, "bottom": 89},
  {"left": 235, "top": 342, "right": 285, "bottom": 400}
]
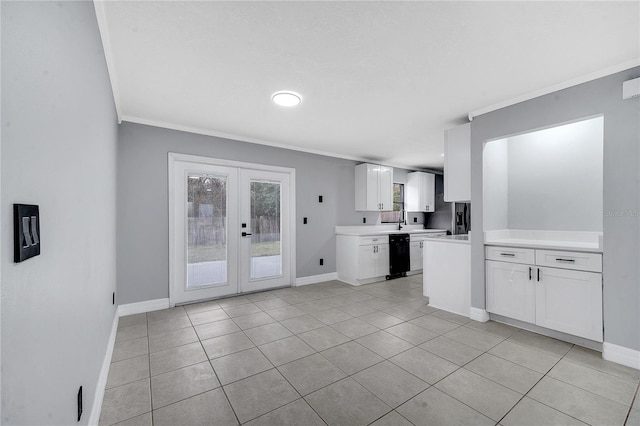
[{"left": 468, "top": 58, "right": 640, "bottom": 121}]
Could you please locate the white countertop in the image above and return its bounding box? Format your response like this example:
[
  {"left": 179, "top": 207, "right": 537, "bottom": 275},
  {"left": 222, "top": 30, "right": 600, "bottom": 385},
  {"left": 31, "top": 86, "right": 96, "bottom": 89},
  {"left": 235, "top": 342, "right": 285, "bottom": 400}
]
[
  {"left": 484, "top": 229, "right": 602, "bottom": 253},
  {"left": 423, "top": 234, "right": 470, "bottom": 244},
  {"left": 484, "top": 239, "right": 601, "bottom": 252},
  {"left": 335, "top": 225, "right": 447, "bottom": 237}
]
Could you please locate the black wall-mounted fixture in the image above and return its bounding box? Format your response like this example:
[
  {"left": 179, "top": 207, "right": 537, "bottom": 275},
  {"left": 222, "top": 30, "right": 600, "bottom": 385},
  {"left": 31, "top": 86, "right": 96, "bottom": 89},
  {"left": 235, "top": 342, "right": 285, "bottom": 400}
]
[
  {"left": 318, "top": 196, "right": 323, "bottom": 203},
  {"left": 14, "top": 204, "right": 40, "bottom": 262},
  {"left": 303, "top": 217, "right": 308, "bottom": 224}
]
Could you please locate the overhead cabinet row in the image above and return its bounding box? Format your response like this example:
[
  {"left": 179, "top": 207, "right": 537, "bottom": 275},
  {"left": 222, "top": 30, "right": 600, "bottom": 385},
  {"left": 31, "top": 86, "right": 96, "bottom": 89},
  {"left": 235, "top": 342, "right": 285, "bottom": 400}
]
[{"left": 355, "top": 163, "right": 435, "bottom": 212}]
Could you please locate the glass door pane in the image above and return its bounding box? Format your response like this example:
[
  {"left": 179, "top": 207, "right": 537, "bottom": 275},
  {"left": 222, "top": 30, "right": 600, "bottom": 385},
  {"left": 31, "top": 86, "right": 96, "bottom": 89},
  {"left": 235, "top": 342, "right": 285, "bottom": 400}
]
[
  {"left": 187, "top": 173, "right": 227, "bottom": 287},
  {"left": 249, "top": 180, "right": 282, "bottom": 280}
]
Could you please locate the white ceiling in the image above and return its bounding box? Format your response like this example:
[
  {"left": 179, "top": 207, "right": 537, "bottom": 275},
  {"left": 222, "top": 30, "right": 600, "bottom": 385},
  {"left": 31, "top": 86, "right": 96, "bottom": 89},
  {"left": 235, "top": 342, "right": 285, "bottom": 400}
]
[{"left": 96, "top": 1, "right": 639, "bottom": 170}]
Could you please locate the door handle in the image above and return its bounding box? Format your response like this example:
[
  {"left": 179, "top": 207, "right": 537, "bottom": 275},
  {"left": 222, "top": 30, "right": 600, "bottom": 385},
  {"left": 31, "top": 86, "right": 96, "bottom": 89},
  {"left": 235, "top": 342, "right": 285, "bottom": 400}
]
[{"left": 241, "top": 232, "right": 252, "bottom": 237}]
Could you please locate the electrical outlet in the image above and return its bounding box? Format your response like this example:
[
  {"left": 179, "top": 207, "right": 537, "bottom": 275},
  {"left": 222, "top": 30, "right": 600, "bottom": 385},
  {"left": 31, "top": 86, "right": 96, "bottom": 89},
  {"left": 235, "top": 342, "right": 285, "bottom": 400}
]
[
  {"left": 362, "top": 217, "right": 366, "bottom": 224},
  {"left": 318, "top": 195, "right": 323, "bottom": 203},
  {"left": 303, "top": 217, "right": 308, "bottom": 224},
  {"left": 77, "top": 386, "right": 83, "bottom": 421},
  {"left": 319, "top": 258, "right": 324, "bottom": 266},
  {"left": 414, "top": 217, "right": 418, "bottom": 223},
  {"left": 112, "top": 292, "right": 115, "bottom": 305}
]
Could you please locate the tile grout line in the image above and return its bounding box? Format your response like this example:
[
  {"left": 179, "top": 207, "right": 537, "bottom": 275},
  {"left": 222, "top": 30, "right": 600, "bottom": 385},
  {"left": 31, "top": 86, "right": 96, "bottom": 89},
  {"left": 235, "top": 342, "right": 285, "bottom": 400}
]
[
  {"left": 494, "top": 342, "right": 588, "bottom": 426},
  {"left": 145, "top": 312, "right": 154, "bottom": 426},
  {"left": 188, "top": 308, "right": 243, "bottom": 426},
  {"left": 623, "top": 381, "right": 640, "bottom": 425}
]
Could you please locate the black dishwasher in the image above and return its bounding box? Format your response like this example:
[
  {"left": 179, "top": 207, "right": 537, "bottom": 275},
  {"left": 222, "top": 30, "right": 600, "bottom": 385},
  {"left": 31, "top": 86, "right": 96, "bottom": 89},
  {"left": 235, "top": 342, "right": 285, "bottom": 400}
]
[{"left": 387, "top": 233, "right": 410, "bottom": 280}]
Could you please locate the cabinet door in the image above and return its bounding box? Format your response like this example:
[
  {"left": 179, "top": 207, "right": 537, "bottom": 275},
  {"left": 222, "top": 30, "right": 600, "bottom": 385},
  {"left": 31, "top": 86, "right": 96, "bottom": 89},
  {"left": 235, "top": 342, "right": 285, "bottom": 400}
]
[
  {"left": 366, "top": 164, "right": 381, "bottom": 211},
  {"left": 375, "top": 244, "right": 390, "bottom": 277},
  {"left": 357, "top": 245, "right": 376, "bottom": 279},
  {"left": 535, "top": 267, "right": 603, "bottom": 342},
  {"left": 410, "top": 241, "right": 423, "bottom": 271},
  {"left": 444, "top": 123, "right": 471, "bottom": 202},
  {"left": 424, "top": 173, "right": 435, "bottom": 212},
  {"left": 406, "top": 172, "right": 435, "bottom": 212},
  {"left": 378, "top": 166, "right": 394, "bottom": 211},
  {"left": 486, "top": 260, "right": 535, "bottom": 323}
]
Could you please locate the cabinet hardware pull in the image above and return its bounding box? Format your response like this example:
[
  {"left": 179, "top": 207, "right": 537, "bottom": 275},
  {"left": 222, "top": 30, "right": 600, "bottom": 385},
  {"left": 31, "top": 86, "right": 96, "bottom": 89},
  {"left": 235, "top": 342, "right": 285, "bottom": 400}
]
[
  {"left": 537, "top": 268, "right": 541, "bottom": 282},
  {"left": 500, "top": 253, "right": 516, "bottom": 257},
  {"left": 555, "top": 258, "right": 576, "bottom": 263},
  {"left": 529, "top": 267, "right": 532, "bottom": 280},
  {"left": 241, "top": 232, "right": 252, "bottom": 237}
]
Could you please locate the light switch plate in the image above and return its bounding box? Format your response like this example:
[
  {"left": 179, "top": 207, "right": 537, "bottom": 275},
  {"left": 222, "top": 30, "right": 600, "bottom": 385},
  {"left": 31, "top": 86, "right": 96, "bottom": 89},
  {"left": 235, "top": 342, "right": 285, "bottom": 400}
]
[{"left": 14, "top": 204, "right": 40, "bottom": 262}]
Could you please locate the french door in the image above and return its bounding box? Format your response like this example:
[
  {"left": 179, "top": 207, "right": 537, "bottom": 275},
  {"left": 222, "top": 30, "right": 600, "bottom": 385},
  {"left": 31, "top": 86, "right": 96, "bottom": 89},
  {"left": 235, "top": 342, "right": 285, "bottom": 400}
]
[{"left": 169, "top": 154, "right": 294, "bottom": 305}]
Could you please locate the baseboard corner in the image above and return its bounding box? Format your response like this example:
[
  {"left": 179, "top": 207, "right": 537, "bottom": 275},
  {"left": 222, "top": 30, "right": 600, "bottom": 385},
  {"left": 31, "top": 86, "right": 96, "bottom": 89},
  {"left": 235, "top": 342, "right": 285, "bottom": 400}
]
[{"left": 469, "top": 307, "right": 490, "bottom": 322}]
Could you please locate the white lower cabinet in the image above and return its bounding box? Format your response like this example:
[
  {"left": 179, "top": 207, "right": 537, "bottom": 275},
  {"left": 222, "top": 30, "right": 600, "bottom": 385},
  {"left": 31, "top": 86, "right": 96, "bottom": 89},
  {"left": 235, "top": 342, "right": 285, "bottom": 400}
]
[
  {"left": 409, "top": 241, "right": 423, "bottom": 272},
  {"left": 535, "top": 266, "right": 602, "bottom": 342},
  {"left": 486, "top": 261, "right": 536, "bottom": 323},
  {"left": 485, "top": 245, "right": 603, "bottom": 342},
  {"left": 357, "top": 243, "right": 389, "bottom": 280},
  {"left": 409, "top": 233, "right": 446, "bottom": 272},
  {"left": 336, "top": 234, "right": 389, "bottom": 285}
]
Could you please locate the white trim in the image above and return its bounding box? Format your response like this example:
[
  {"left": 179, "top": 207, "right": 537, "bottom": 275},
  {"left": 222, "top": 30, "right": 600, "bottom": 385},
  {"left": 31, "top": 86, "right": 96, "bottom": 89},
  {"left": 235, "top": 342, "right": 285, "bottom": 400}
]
[
  {"left": 88, "top": 311, "right": 118, "bottom": 426},
  {"left": 124, "top": 115, "right": 432, "bottom": 172},
  {"left": 93, "top": 1, "right": 123, "bottom": 123},
  {"left": 117, "top": 298, "right": 170, "bottom": 317},
  {"left": 468, "top": 59, "right": 640, "bottom": 121},
  {"left": 603, "top": 342, "right": 640, "bottom": 370},
  {"left": 469, "top": 307, "right": 490, "bottom": 322},
  {"left": 295, "top": 272, "right": 338, "bottom": 286}
]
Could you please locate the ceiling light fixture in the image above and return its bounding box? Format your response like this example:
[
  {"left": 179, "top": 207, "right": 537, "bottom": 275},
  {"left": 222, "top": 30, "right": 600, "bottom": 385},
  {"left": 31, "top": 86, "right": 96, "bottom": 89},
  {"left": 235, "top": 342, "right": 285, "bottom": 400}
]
[{"left": 272, "top": 91, "right": 302, "bottom": 107}]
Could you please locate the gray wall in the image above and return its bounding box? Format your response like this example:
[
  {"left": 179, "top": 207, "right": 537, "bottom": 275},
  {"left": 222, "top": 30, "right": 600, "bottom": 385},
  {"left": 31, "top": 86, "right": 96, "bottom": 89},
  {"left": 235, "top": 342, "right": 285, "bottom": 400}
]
[
  {"left": 426, "top": 174, "right": 452, "bottom": 232},
  {"left": 1, "top": 1, "right": 118, "bottom": 424},
  {"left": 471, "top": 67, "right": 640, "bottom": 351},
  {"left": 482, "top": 138, "right": 509, "bottom": 230},
  {"left": 117, "top": 123, "right": 410, "bottom": 304}
]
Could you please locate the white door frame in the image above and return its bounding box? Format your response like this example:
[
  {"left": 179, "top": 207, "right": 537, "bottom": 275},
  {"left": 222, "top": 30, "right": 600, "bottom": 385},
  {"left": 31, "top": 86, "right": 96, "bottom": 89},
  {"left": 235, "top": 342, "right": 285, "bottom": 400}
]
[{"left": 168, "top": 152, "right": 296, "bottom": 307}]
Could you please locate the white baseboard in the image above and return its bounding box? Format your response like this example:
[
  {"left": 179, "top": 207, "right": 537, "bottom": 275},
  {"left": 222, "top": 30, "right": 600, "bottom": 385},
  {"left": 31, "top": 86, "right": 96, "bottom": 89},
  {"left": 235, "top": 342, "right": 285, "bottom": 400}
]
[
  {"left": 117, "top": 298, "right": 170, "bottom": 317},
  {"left": 295, "top": 272, "right": 338, "bottom": 286},
  {"left": 603, "top": 342, "right": 640, "bottom": 370},
  {"left": 470, "top": 307, "right": 490, "bottom": 322},
  {"left": 89, "top": 311, "right": 119, "bottom": 426}
]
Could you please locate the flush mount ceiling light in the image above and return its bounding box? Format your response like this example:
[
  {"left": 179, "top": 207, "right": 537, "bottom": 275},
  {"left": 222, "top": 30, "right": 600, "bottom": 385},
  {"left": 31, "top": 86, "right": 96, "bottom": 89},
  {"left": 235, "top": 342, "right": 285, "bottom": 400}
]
[{"left": 272, "top": 91, "right": 302, "bottom": 107}]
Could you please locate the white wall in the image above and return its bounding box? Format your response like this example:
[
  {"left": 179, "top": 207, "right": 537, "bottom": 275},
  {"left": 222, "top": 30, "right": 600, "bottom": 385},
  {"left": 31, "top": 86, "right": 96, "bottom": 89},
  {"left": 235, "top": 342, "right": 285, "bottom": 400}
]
[
  {"left": 507, "top": 117, "right": 603, "bottom": 231},
  {"left": 483, "top": 117, "right": 603, "bottom": 232},
  {"left": 1, "top": 2, "right": 118, "bottom": 424}
]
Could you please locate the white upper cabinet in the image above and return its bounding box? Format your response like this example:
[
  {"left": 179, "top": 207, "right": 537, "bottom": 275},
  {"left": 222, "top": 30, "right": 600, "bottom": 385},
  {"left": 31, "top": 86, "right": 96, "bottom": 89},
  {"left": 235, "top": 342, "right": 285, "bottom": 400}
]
[
  {"left": 444, "top": 123, "right": 471, "bottom": 202},
  {"left": 406, "top": 172, "right": 435, "bottom": 212},
  {"left": 355, "top": 163, "right": 394, "bottom": 211}
]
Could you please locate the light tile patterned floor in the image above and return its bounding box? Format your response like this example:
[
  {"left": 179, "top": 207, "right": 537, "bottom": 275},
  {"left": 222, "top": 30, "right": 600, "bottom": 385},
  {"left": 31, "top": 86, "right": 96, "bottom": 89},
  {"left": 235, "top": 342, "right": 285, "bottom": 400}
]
[{"left": 100, "top": 275, "right": 640, "bottom": 426}]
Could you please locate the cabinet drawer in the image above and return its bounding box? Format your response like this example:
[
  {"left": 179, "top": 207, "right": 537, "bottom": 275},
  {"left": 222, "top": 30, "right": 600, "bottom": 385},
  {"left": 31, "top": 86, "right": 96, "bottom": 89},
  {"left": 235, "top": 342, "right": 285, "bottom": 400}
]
[
  {"left": 536, "top": 250, "right": 602, "bottom": 273},
  {"left": 485, "top": 246, "right": 535, "bottom": 264},
  {"left": 359, "top": 236, "right": 388, "bottom": 246}
]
